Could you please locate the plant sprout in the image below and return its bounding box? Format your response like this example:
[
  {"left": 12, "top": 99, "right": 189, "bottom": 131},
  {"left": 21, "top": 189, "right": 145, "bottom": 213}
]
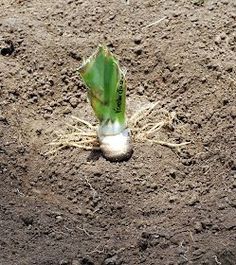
[
  {"left": 78, "top": 45, "right": 132, "bottom": 161},
  {"left": 47, "top": 45, "right": 189, "bottom": 161}
]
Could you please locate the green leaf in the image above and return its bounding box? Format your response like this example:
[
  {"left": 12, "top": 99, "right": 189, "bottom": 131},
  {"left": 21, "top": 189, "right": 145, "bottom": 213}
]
[{"left": 78, "top": 45, "right": 127, "bottom": 135}]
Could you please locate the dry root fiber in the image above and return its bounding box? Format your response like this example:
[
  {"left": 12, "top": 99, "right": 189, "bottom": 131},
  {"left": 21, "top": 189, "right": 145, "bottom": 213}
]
[{"left": 47, "top": 103, "right": 190, "bottom": 155}]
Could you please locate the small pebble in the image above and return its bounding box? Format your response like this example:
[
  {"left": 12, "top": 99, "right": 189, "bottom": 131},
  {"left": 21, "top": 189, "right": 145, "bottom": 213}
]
[
  {"left": 0, "top": 115, "right": 7, "bottom": 122},
  {"left": 137, "top": 85, "right": 144, "bottom": 95},
  {"left": 218, "top": 203, "right": 227, "bottom": 210},
  {"left": 68, "top": 51, "right": 81, "bottom": 61},
  {"left": 194, "top": 221, "right": 203, "bottom": 232},
  {"left": 133, "top": 47, "right": 143, "bottom": 56},
  {"left": 215, "top": 35, "right": 222, "bottom": 44},
  {"left": 69, "top": 97, "right": 79, "bottom": 108},
  {"left": 222, "top": 0, "right": 229, "bottom": 5},
  {"left": 81, "top": 257, "right": 94, "bottom": 265},
  {"left": 58, "top": 181, "right": 63, "bottom": 188},
  {"left": 232, "top": 181, "right": 236, "bottom": 188},
  {"left": 169, "top": 195, "right": 178, "bottom": 203},
  {"left": 103, "top": 255, "right": 118, "bottom": 265},
  {"left": 59, "top": 259, "right": 69, "bottom": 265},
  {"left": 43, "top": 113, "right": 51, "bottom": 119},
  {"left": 75, "top": 208, "right": 82, "bottom": 215},
  {"left": 193, "top": 249, "right": 205, "bottom": 257},
  {"left": 192, "top": 0, "right": 205, "bottom": 6},
  {"left": 172, "top": 10, "right": 181, "bottom": 17},
  {"left": 215, "top": 32, "right": 227, "bottom": 44},
  {"left": 150, "top": 183, "right": 158, "bottom": 190},
  {"left": 72, "top": 198, "right": 78, "bottom": 203},
  {"left": 21, "top": 215, "right": 34, "bottom": 226},
  {"left": 230, "top": 106, "right": 236, "bottom": 118},
  {"left": 230, "top": 13, "right": 236, "bottom": 19},
  {"left": 190, "top": 16, "right": 199, "bottom": 22},
  {"left": 134, "top": 35, "right": 142, "bottom": 45},
  {"left": 168, "top": 169, "right": 177, "bottom": 178},
  {"left": 187, "top": 194, "right": 199, "bottom": 206},
  {"left": 201, "top": 218, "right": 213, "bottom": 228},
  {"left": 62, "top": 107, "right": 71, "bottom": 114},
  {"left": 56, "top": 215, "right": 63, "bottom": 222}
]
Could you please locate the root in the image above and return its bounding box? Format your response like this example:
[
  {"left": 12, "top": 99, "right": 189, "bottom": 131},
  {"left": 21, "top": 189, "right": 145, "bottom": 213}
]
[
  {"left": 45, "top": 117, "right": 100, "bottom": 155},
  {"left": 46, "top": 102, "right": 190, "bottom": 155},
  {"left": 129, "top": 102, "right": 159, "bottom": 127},
  {"left": 129, "top": 102, "right": 190, "bottom": 148}
]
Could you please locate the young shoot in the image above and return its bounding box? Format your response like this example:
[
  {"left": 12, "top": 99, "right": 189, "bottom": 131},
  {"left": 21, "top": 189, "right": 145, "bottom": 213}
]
[{"left": 78, "top": 45, "right": 133, "bottom": 161}]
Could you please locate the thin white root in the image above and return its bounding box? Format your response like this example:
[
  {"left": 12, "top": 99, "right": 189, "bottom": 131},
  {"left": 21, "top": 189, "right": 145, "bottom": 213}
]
[
  {"left": 129, "top": 102, "right": 159, "bottom": 127},
  {"left": 71, "top": 116, "right": 96, "bottom": 129},
  {"left": 149, "top": 140, "right": 190, "bottom": 148},
  {"left": 129, "top": 102, "right": 190, "bottom": 148},
  {"left": 146, "top": 121, "right": 165, "bottom": 134},
  {"left": 144, "top": 16, "right": 167, "bottom": 28},
  {"left": 46, "top": 102, "right": 190, "bottom": 155},
  {"left": 46, "top": 118, "right": 99, "bottom": 155}
]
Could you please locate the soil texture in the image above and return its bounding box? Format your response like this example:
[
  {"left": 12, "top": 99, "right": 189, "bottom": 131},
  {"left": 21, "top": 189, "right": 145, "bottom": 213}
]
[{"left": 0, "top": 0, "right": 236, "bottom": 264}]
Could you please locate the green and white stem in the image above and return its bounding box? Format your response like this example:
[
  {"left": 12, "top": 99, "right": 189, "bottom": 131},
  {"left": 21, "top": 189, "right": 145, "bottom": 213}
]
[{"left": 78, "top": 45, "right": 133, "bottom": 161}]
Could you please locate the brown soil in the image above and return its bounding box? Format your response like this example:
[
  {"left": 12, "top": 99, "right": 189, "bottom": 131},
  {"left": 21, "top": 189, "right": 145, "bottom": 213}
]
[{"left": 1, "top": 0, "right": 236, "bottom": 264}]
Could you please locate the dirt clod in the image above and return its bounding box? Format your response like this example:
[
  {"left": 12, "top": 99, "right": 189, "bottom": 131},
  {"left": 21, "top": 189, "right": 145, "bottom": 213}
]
[
  {"left": 80, "top": 257, "right": 94, "bottom": 265},
  {"left": 103, "top": 255, "right": 119, "bottom": 265},
  {"left": 0, "top": 40, "right": 14, "bottom": 56}
]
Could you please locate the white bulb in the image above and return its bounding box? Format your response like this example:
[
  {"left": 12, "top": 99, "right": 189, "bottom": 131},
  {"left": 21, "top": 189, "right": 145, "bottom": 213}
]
[{"left": 98, "top": 128, "right": 133, "bottom": 162}]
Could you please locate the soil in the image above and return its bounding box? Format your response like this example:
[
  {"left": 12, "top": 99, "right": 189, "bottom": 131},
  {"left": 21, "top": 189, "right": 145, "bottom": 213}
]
[{"left": 1, "top": 0, "right": 236, "bottom": 264}]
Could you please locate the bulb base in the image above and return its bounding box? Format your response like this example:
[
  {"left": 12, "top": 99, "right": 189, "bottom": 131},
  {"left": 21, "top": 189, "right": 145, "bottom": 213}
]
[{"left": 98, "top": 128, "right": 133, "bottom": 162}]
